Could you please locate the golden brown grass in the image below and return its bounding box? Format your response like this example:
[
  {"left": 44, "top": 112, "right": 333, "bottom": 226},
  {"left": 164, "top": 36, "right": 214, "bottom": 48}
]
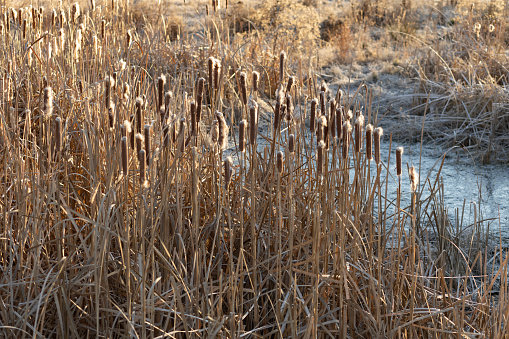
[{"left": 0, "top": 1, "right": 507, "bottom": 338}]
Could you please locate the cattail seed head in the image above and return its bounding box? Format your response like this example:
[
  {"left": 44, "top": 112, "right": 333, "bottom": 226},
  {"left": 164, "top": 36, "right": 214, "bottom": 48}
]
[
  {"left": 135, "top": 133, "right": 144, "bottom": 161},
  {"left": 320, "top": 82, "right": 328, "bottom": 93},
  {"left": 319, "top": 91, "right": 326, "bottom": 116},
  {"left": 224, "top": 157, "right": 233, "bottom": 189},
  {"left": 365, "top": 124, "right": 373, "bottom": 160},
  {"left": 374, "top": 127, "right": 383, "bottom": 165},
  {"left": 336, "top": 107, "right": 343, "bottom": 140},
  {"left": 354, "top": 114, "right": 364, "bottom": 153},
  {"left": 274, "top": 91, "right": 282, "bottom": 133},
  {"left": 317, "top": 116, "right": 327, "bottom": 143},
  {"left": 126, "top": 29, "right": 132, "bottom": 49},
  {"left": 144, "top": 124, "right": 150, "bottom": 165},
  {"left": 252, "top": 71, "right": 259, "bottom": 93},
  {"left": 279, "top": 51, "right": 286, "bottom": 83},
  {"left": 342, "top": 121, "right": 352, "bottom": 159},
  {"left": 329, "top": 100, "right": 336, "bottom": 139},
  {"left": 213, "top": 60, "right": 220, "bottom": 92},
  {"left": 135, "top": 97, "right": 143, "bottom": 133},
  {"left": 216, "top": 111, "right": 228, "bottom": 150},
  {"left": 157, "top": 75, "right": 165, "bottom": 109},
  {"left": 250, "top": 105, "right": 257, "bottom": 145},
  {"left": 108, "top": 103, "right": 115, "bottom": 129},
  {"left": 22, "top": 19, "right": 27, "bottom": 39},
  {"left": 285, "top": 94, "right": 293, "bottom": 122},
  {"left": 190, "top": 101, "right": 197, "bottom": 136},
  {"left": 43, "top": 87, "right": 53, "bottom": 117},
  {"left": 310, "top": 98, "right": 317, "bottom": 133},
  {"left": 238, "top": 119, "right": 246, "bottom": 152},
  {"left": 409, "top": 166, "right": 418, "bottom": 191},
  {"left": 277, "top": 151, "right": 283, "bottom": 173},
  {"left": 105, "top": 76, "right": 112, "bottom": 108},
  {"left": 239, "top": 72, "right": 247, "bottom": 105},
  {"left": 286, "top": 76, "right": 294, "bottom": 94},
  {"left": 396, "top": 147, "right": 404, "bottom": 177},
  {"left": 208, "top": 57, "right": 214, "bottom": 91},
  {"left": 71, "top": 3, "right": 80, "bottom": 23},
  {"left": 289, "top": 134, "right": 295, "bottom": 153},
  {"left": 121, "top": 136, "right": 128, "bottom": 175},
  {"left": 101, "top": 19, "right": 106, "bottom": 39}
]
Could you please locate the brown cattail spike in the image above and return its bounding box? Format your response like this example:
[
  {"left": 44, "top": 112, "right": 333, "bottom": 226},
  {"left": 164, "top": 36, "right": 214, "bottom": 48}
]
[
  {"left": 336, "top": 107, "right": 343, "bottom": 141},
  {"left": 289, "top": 134, "right": 295, "bottom": 153},
  {"left": 216, "top": 111, "right": 228, "bottom": 150},
  {"left": 252, "top": 71, "right": 259, "bottom": 93},
  {"left": 135, "top": 97, "right": 143, "bottom": 133},
  {"left": 277, "top": 151, "right": 283, "bottom": 173},
  {"left": 144, "top": 124, "right": 150, "bottom": 165},
  {"left": 409, "top": 166, "right": 418, "bottom": 191},
  {"left": 310, "top": 98, "right": 317, "bottom": 133},
  {"left": 319, "top": 91, "right": 326, "bottom": 116},
  {"left": 286, "top": 76, "right": 294, "bottom": 94},
  {"left": 196, "top": 78, "right": 205, "bottom": 122},
  {"left": 224, "top": 157, "right": 233, "bottom": 189},
  {"left": 373, "top": 127, "right": 383, "bottom": 165},
  {"left": 121, "top": 137, "right": 128, "bottom": 176},
  {"left": 239, "top": 72, "right": 247, "bottom": 106},
  {"left": 213, "top": 60, "right": 220, "bottom": 93},
  {"left": 211, "top": 120, "right": 219, "bottom": 147},
  {"left": 365, "top": 124, "right": 373, "bottom": 161},
  {"left": 135, "top": 133, "right": 144, "bottom": 161},
  {"left": 208, "top": 57, "right": 214, "bottom": 92},
  {"left": 157, "top": 75, "right": 165, "bottom": 109},
  {"left": 317, "top": 141, "right": 325, "bottom": 175},
  {"left": 396, "top": 147, "right": 404, "bottom": 177},
  {"left": 274, "top": 91, "right": 282, "bottom": 133},
  {"left": 108, "top": 103, "right": 115, "bottom": 129},
  {"left": 238, "top": 120, "right": 246, "bottom": 152},
  {"left": 279, "top": 51, "right": 286, "bottom": 84},
  {"left": 43, "top": 87, "right": 53, "bottom": 118},
  {"left": 250, "top": 105, "right": 257, "bottom": 145}
]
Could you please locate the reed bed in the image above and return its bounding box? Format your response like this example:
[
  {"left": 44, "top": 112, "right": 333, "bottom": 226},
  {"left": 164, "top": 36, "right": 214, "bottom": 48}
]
[{"left": 0, "top": 1, "right": 507, "bottom": 338}]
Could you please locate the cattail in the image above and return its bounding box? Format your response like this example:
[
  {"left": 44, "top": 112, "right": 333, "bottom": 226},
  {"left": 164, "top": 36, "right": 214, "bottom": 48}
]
[
  {"left": 409, "top": 166, "right": 418, "bottom": 191},
  {"left": 342, "top": 121, "right": 352, "bottom": 159},
  {"left": 216, "top": 111, "right": 228, "bottom": 150},
  {"left": 277, "top": 151, "right": 283, "bottom": 173},
  {"left": 336, "top": 107, "right": 343, "bottom": 140},
  {"left": 396, "top": 147, "right": 404, "bottom": 177},
  {"left": 274, "top": 91, "right": 282, "bottom": 133},
  {"left": 22, "top": 19, "right": 27, "bottom": 39},
  {"left": 354, "top": 114, "right": 364, "bottom": 153},
  {"left": 179, "top": 118, "right": 186, "bottom": 152},
  {"left": 285, "top": 94, "right": 293, "bottom": 122},
  {"left": 329, "top": 99, "right": 336, "bottom": 139},
  {"left": 250, "top": 105, "right": 257, "bottom": 145},
  {"left": 224, "top": 157, "right": 233, "bottom": 189},
  {"left": 108, "top": 103, "right": 115, "bottom": 128},
  {"left": 54, "top": 117, "right": 61, "bottom": 154},
  {"left": 208, "top": 57, "right": 214, "bottom": 92},
  {"left": 90, "top": 0, "right": 96, "bottom": 11},
  {"left": 206, "top": 4, "right": 210, "bottom": 15},
  {"left": 320, "top": 82, "right": 327, "bottom": 93},
  {"left": 196, "top": 78, "right": 205, "bottom": 123},
  {"left": 211, "top": 120, "right": 219, "bottom": 146},
  {"left": 238, "top": 120, "right": 246, "bottom": 152},
  {"left": 317, "top": 116, "right": 327, "bottom": 143},
  {"left": 60, "top": 10, "right": 66, "bottom": 27},
  {"left": 101, "top": 19, "right": 106, "bottom": 39},
  {"left": 144, "top": 124, "right": 150, "bottom": 165},
  {"left": 43, "top": 87, "right": 53, "bottom": 118},
  {"left": 0, "top": 25, "right": 4, "bottom": 36},
  {"left": 51, "top": 9, "right": 56, "bottom": 28},
  {"left": 121, "top": 137, "right": 128, "bottom": 175},
  {"left": 135, "top": 133, "right": 144, "bottom": 161},
  {"left": 213, "top": 60, "right": 220, "bottom": 92},
  {"left": 317, "top": 141, "right": 325, "bottom": 175},
  {"left": 323, "top": 115, "right": 330, "bottom": 149},
  {"left": 123, "top": 83, "right": 130, "bottom": 103},
  {"left": 252, "top": 71, "right": 259, "bottom": 93},
  {"left": 135, "top": 97, "right": 143, "bottom": 133},
  {"left": 71, "top": 3, "right": 80, "bottom": 23},
  {"left": 310, "top": 98, "right": 317, "bottom": 133},
  {"left": 319, "top": 91, "right": 326, "bottom": 116},
  {"left": 157, "top": 75, "right": 165, "bottom": 109},
  {"left": 123, "top": 120, "right": 132, "bottom": 138},
  {"left": 286, "top": 76, "right": 294, "bottom": 94},
  {"left": 139, "top": 149, "right": 146, "bottom": 185},
  {"left": 190, "top": 101, "right": 197, "bottom": 136},
  {"left": 365, "top": 124, "right": 373, "bottom": 160},
  {"left": 289, "top": 134, "right": 295, "bottom": 153},
  {"left": 58, "top": 28, "right": 65, "bottom": 51},
  {"left": 346, "top": 109, "right": 353, "bottom": 122},
  {"left": 374, "top": 127, "right": 383, "bottom": 165},
  {"left": 105, "top": 76, "right": 112, "bottom": 108},
  {"left": 279, "top": 51, "right": 286, "bottom": 83},
  {"left": 239, "top": 72, "right": 247, "bottom": 106},
  {"left": 74, "top": 28, "right": 82, "bottom": 60},
  {"left": 18, "top": 8, "right": 23, "bottom": 26}
]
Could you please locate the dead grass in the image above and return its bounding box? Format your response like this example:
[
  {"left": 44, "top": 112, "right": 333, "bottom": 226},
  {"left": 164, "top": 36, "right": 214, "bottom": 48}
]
[{"left": 0, "top": 0, "right": 507, "bottom": 338}]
